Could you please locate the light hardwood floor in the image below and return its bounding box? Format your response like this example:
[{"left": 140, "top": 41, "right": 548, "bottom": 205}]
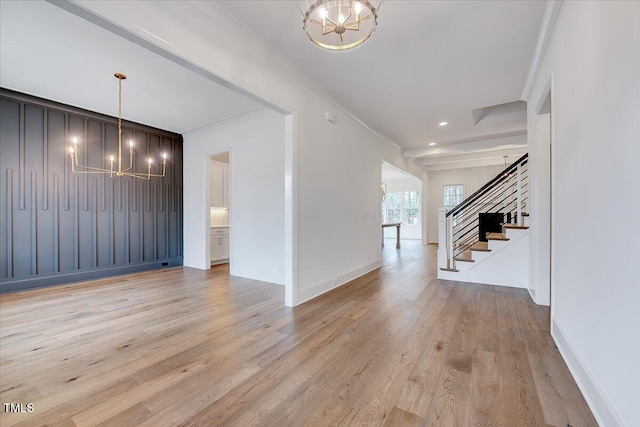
[{"left": 0, "top": 241, "right": 597, "bottom": 426}]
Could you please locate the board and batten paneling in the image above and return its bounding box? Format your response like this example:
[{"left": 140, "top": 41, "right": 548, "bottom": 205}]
[{"left": 0, "top": 88, "right": 183, "bottom": 293}]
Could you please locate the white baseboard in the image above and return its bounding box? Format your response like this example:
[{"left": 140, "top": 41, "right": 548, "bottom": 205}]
[
  {"left": 296, "top": 259, "right": 381, "bottom": 305},
  {"left": 552, "top": 320, "right": 625, "bottom": 427}
]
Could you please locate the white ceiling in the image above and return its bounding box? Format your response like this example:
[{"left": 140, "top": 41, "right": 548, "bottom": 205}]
[
  {"left": 0, "top": 0, "right": 261, "bottom": 134},
  {"left": 1, "top": 0, "right": 543, "bottom": 171},
  {"left": 217, "top": 0, "right": 544, "bottom": 168}
]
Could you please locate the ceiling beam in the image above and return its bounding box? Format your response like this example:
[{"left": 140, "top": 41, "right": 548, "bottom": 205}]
[
  {"left": 415, "top": 146, "right": 527, "bottom": 166},
  {"left": 402, "top": 130, "right": 526, "bottom": 158},
  {"left": 423, "top": 157, "right": 520, "bottom": 172}
]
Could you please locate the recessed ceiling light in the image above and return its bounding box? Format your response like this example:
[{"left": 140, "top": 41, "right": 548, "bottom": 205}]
[
  {"left": 429, "top": 142, "right": 436, "bottom": 146},
  {"left": 438, "top": 121, "right": 448, "bottom": 126}
]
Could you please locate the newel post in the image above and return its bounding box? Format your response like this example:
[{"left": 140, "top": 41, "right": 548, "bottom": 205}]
[{"left": 438, "top": 208, "right": 448, "bottom": 269}]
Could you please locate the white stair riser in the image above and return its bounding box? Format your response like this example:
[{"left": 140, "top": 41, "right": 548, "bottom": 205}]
[
  {"left": 470, "top": 251, "right": 491, "bottom": 262},
  {"left": 488, "top": 239, "right": 510, "bottom": 251},
  {"left": 438, "top": 269, "right": 468, "bottom": 281},
  {"left": 454, "top": 261, "right": 474, "bottom": 274},
  {"left": 504, "top": 228, "right": 528, "bottom": 239}
]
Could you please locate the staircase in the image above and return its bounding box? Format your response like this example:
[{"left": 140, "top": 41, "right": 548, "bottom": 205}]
[{"left": 437, "top": 154, "right": 530, "bottom": 288}]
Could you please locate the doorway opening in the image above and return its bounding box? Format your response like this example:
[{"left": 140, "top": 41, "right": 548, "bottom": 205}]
[
  {"left": 381, "top": 162, "right": 423, "bottom": 260},
  {"left": 182, "top": 109, "right": 292, "bottom": 304},
  {"left": 209, "top": 152, "right": 231, "bottom": 272}
]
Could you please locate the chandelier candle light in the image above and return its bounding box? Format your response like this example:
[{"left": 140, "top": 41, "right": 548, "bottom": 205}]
[
  {"left": 502, "top": 155, "right": 512, "bottom": 179},
  {"left": 302, "top": 0, "right": 383, "bottom": 51},
  {"left": 69, "top": 73, "right": 167, "bottom": 180}
]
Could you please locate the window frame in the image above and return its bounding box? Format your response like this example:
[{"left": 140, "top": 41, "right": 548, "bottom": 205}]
[
  {"left": 381, "top": 190, "right": 421, "bottom": 226},
  {"left": 443, "top": 184, "right": 464, "bottom": 208}
]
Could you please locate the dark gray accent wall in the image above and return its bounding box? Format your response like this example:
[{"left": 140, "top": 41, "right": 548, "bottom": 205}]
[{"left": 0, "top": 88, "right": 183, "bottom": 293}]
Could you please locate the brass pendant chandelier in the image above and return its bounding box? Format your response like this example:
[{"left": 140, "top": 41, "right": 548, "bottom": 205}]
[
  {"left": 302, "top": 0, "right": 382, "bottom": 51},
  {"left": 502, "top": 155, "right": 512, "bottom": 178},
  {"left": 69, "top": 73, "right": 167, "bottom": 180}
]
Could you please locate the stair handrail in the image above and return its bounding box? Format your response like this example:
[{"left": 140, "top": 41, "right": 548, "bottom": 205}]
[{"left": 446, "top": 153, "right": 528, "bottom": 218}]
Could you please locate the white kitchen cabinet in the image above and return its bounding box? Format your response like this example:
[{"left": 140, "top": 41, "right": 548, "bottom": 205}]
[
  {"left": 210, "top": 227, "right": 230, "bottom": 264},
  {"left": 210, "top": 162, "right": 223, "bottom": 207},
  {"left": 222, "top": 164, "right": 229, "bottom": 208},
  {"left": 220, "top": 235, "right": 229, "bottom": 260},
  {"left": 210, "top": 160, "right": 229, "bottom": 208}
]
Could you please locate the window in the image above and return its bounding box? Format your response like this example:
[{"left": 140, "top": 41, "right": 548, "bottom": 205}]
[
  {"left": 382, "top": 190, "right": 421, "bottom": 225},
  {"left": 403, "top": 191, "right": 420, "bottom": 225},
  {"left": 443, "top": 185, "right": 463, "bottom": 208},
  {"left": 385, "top": 191, "right": 402, "bottom": 224}
]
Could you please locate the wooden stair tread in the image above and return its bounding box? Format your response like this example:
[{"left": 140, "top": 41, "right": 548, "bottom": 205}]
[
  {"left": 486, "top": 232, "right": 509, "bottom": 241},
  {"left": 439, "top": 267, "right": 459, "bottom": 272},
  {"left": 470, "top": 242, "right": 491, "bottom": 252},
  {"left": 503, "top": 224, "right": 529, "bottom": 230},
  {"left": 454, "top": 250, "right": 474, "bottom": 262}
]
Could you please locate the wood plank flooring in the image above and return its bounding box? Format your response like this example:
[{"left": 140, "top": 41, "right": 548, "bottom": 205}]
[{"left": 0, "top": 241, "right": 597, "bottom": 426}]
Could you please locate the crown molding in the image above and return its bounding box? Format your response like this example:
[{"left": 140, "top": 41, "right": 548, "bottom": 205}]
[{"left": 521, "top": 1, "right": 563, "bottom": 101}]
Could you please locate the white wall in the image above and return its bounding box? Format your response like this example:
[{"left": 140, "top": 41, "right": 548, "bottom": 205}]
[
  {"left": 183, "top": 108, "right": 285, "bottom": 286},
  {"left": 525, "top": 2, "right": 640, "bottom": 426},
  {"left": 74, "top": 1, "right": 426, "bottom": 306},
  {"left": 294, "top": 101, "right": 387, "bottom": 303},
  {"left": 426, "top": 165, "right": 502, "bottom": 243}
]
